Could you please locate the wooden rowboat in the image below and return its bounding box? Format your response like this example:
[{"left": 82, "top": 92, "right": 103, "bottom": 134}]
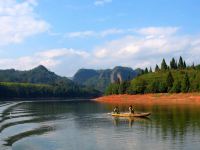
[{"left": 111, "top": 112, "right": 151, "bottom": 117}]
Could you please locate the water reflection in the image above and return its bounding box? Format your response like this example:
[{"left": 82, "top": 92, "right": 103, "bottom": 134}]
[
  {"left": 0, "top": 101, "right": 200, "bottom": 150},
  {"left": 113, "top": 117, "right": 151, "bottom": 127}
]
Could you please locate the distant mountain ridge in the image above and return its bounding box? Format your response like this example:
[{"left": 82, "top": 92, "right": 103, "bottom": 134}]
[
  {"left": 73, "top": 66, "right": 140, "bottom": 92},
  {"left": 0, "top": 65, "right": 72, "bottom": 85},
  {"left": 0, "top": 65, "right": 101, "bottom": 99},
  {"left": 0, "top": 65, "right": 140, "bottom": 96}
]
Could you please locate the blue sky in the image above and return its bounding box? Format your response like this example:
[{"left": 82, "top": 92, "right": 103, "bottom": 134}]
[{"left": 0, "top": 0, "right": 200, "bottom": 76}]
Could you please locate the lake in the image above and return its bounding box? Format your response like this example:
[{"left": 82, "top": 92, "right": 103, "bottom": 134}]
[{"left": 1, "top": 100, "right": 200, "bottom": 150}]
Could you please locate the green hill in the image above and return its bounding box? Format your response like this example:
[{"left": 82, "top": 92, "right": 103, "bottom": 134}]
[
  {"left": 0, "top": 66, "right": 100, "bottom": 99},
  {"left": 0, "top": 65, "right": 73, "bottom": 85},
  {"left": 105, "top": 57, "right": 199, "bottom": 95},
  {"left": 128, "top": 69, "right": 199, "bottom": 94}
]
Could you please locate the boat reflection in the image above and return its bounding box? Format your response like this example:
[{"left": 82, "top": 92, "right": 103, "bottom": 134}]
[{"left": 113, "top": 116, "right": 151, "bottom": 127}]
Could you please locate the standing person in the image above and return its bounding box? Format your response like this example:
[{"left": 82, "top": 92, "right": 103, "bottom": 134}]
[
  {"left": 129, "top": 105, "right": 134, "bottom": 114},
  {"left": 113, "top": 106, "right": 120, "bottom": 114}
]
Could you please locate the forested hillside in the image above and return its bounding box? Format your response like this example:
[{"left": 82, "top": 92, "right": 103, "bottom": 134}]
[
  {"left": 106, "top": 57, "right": 199, "bottom": 95},
  {"left": 0, "top": 66, "right": 100, "bottom": 99},
  {"left": 0, "top": 65, "right": 72, "bottom": 85}
]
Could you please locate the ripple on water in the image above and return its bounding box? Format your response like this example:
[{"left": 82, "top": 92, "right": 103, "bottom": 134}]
[{"left": 1, "top": 101, "right": 200, "bottom": 150}]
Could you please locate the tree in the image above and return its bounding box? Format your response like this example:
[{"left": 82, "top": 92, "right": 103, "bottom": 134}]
[
  {"left": 146, "top": 80, "right": 160, "bottom": 93},
  {"left": 131, "top": 78, "right": 147, "bottom": 94},
  {"left": 144, "top": 67, "right": 149, "bottom": 74},
  {"left": 178, "top": 56, "right": 184, "bottom": 69},
  {"left": 161, "top": 59, "right": 168, "bottom": 71},
  {"left": 183, "top": 61, "right": 186, "bottom": 69},
  {"left": 155, "top": 64, "right": 160, "bottom": 72},
  {"left": 182, "top": 73, "right": 190, "bottom": 92},
  {"left": 105, "top": 84, "right": 113, "bottom": 95},
  {"left": 139, "top": 69, "right": 145, "bottom": 75},
  {"left": 171, "top": 80, "right": 181, "bottom": 93},
  {"left": 159, "top": 82, "right": 168, "bottom": 93},
  {"left": 118, "top": 81, "right": 130, "bottom": 94},
  {"left": 166, "top": 71, "right": 174, "bottom": 91},
  {"left": 170, "top": 58, "right": 177, "bottom": 69}
]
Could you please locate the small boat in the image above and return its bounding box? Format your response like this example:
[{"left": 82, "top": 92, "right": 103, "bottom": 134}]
[{"left": 111, "top": 112, "right": 151, "bottom": 117}]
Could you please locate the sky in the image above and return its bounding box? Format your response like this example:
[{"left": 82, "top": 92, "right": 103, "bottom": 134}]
[{"left": 0, "top": 0, "right": 200, "bottom": 77}]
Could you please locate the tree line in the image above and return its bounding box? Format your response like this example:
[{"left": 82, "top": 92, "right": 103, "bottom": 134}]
[
  {"left": 105, "top": 56, "right": 199, "bottom": 95},
  {"left": 0, "top": 82, "right": 100, "bottom": 99},
  {"left": 139, "top": 56, "right": 193, "bottom": 75}
]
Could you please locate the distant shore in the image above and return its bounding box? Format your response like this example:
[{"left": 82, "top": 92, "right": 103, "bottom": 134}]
[{"left": 95, "top": 93, "right": 200, "bottom": 105}]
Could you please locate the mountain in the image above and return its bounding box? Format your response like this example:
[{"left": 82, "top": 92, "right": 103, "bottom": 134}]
[
  {"left": 0, "top": 65, "right": 72, "bottom": 85},
  {"left": 73, "top": 66, "right": 140, "bottom": 92},
  {"left": 0, "top": 65, "right": 100, "bottom": 99}
]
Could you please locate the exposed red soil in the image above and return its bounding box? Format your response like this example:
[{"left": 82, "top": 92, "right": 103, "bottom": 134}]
[{"left": 95, "top": 93, "right": 200, "bottom": 106}]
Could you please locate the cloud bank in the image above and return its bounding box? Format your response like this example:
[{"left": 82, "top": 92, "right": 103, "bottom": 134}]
[
  {"left": 66, "top": 28, "right": 127, "bottom": 38},
  {"left": 1, "top": 27, "right": 200, "bottom": 76},
  {"left": 0, "top": 0, "right": 49, "bottom": 45}
]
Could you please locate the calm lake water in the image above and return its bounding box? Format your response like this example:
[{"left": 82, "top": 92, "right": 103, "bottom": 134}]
[{"left": 1, "top": 100, "right": 200, "bottom": 150}]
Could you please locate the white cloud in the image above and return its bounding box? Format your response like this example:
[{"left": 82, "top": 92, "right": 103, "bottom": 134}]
[
  {"left": 36, "top": 48, "right": 89, "bottom": 58},
  {"left": 100, "top": 28, "right": 124, "bottom": 37},
  {"left": 0, "top": 48, "right": 89, "bottom": 72},
  {"left": 137, "top": 27, "right": 179, "bottom": 36},
  {"left": 1, "top": 27, "right": 200, "bottom": 76},
  {"left": 0, "top": 0, "right": 49, "bottom": 45},
  {"left": 66, "top": 27, "right": 178, "bottom": 39},
  {"left": 66, "top": 28, "right": 127, "bottom": 38},
  {"left": 67, "top": 31, "right": 95, "bottom": 38},
  {"left": 90, "top": 27, "right": 200, "bottom": 70},
  {"left": 94, "top": 0, "right": 112, "bottom": 6}
]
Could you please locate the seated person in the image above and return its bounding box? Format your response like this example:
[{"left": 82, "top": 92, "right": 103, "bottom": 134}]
[
  {"left": 128, "top": 105, "right": 134, "bottom": 114},
  {"left": 113, "top": 106, "right": 120, "bottom": 114}
]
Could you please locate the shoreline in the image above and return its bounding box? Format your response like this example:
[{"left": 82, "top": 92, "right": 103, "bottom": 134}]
[{"left": 95, "top": 93, "right": 200, "bottom": 105}]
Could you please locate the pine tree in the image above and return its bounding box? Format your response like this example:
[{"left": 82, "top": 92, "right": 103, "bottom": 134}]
[
  {"left": 166, "top": 71, "right": 174, "bottom": 91},
  {"left": 183, "top": 61, "right": 186, "bottom": 69},
  {"left": 155, "top": 64, "right": 160, "bottom": 72},
  {"left": 182, "top": 73, "right": 190, "bottom": 92},
  {"left": 144, "top": 67, "right": 149, "bottom": 74},
  {"left": 170, "top": 58, "right": 176, "bottom": 69},
  {"left": 161, "top": 59, "right": 168, "bottom": 71},
  {"left": 178, "top": 56, "right": 184, "bottom": 69}
]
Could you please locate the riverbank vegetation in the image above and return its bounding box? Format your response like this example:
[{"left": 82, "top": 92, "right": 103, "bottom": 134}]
[
  {"left": 105, "top": 56, "right": 200, "bottom": 95},
  {"left": 0, "top": 65, "right": 100, "bottom": 99},
  {"left": 0, "top": 82, "right": 100, "bottom": 99}
]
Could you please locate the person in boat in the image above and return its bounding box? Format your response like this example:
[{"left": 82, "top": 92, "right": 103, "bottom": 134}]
[
  {"left": 113, "top": 106, "right": 120, "bottom": 114},
  {"left": 128, "top": 105, "right": 134, "bottom": 114}
]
